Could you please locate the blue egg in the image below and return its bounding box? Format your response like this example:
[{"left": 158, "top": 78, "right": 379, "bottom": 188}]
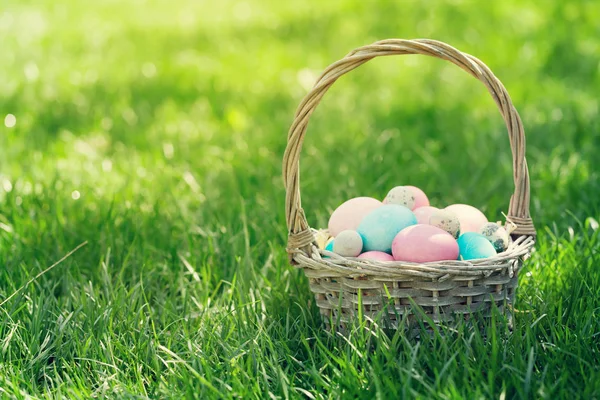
[
  {"left": 322, "top": 239, "right": 334, "bottom": 258},
  {"left": 357, "top": 204, "right": 417, "bottom": 253},
  {"left": 325, "top": 240, "right": 334, "bottom": 252},
  {"left": 457, "top": 232, "right": 497, "bottom": 260}
]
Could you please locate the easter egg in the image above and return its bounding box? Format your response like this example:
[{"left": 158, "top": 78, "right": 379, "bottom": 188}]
[
  {"left": 429, "top": 209, "right": 461, "bottom": 238},
  {"left": 413, "top": 206, "right": 440, "bottom": 224},
  {"left": 358, "top": 251, "right": 395, "bottom": 262},
  {"left": 357, "top": 204, "right": 417, "bottom": 253},
  {"left": 383, "top": 186, "right": 415, "bottom": 209},
  {"left": 333, "top": 230, "right": 363, "bottom": 257},
  {"left": 457, "top": 232, "right": 496, "bottom": 260},
  {"left": 391, "top": 224, "right": 459, "bottom": 263},
  {"left": 325, "top": 238, "right": 334, "bottom": 252},
  {"left": 405, "top": 186, "right": 430, "bottom": 209},
  {"left": 328, "top": 197, "right": 382, "bottom": 237},
  {"left": 322, "top": 239, "right": 334, "bottom": 258},
  {"left": 479, "top": 223, "right": 509, "bottom": 252},
  {"left": 315, "top": 230, "right": 330, "bottom": 249},
  {"left": 444, "top": 204, "right": 488, "bottom": 233}
]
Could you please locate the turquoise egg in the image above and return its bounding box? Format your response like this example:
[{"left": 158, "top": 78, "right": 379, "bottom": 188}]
[
  {"left": 323, "top": 240, "right": 334, "bottom": 258},
  {"left": 457, "top": 232, "right": 497, "bottom": 260},
  {"left": 357, "top": 204, "right": 417, "bottom": 253},
  {"left": 325, "top": 240, "right": 334, "bottom": 252}
]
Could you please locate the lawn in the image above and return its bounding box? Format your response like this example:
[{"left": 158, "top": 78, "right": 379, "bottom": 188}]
[{"left": 0, "top": 0, "right": 599, "bottom": 398}]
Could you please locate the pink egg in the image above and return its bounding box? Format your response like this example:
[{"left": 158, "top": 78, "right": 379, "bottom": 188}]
[
  {"left": 328, "top": 197, "right": 383, "bottom": 237},
  {"left": 392, "top": 224, "right": 459, "bottom": 262},
  {"left": 358, "top": 251, "right": 394, "bottom": 262},
  {"left": 444, "top": 204, "right": 488, "bottom": 233},
  {"left": 405, "top": 186, "right": 430, "bottom": 210},
  {"left": 413, "top": 206, "right": 440, "bottom": 224}
]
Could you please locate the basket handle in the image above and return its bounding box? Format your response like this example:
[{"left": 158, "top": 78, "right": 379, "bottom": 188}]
[{"left": 283, "top": 39, "right": 535, "bottom": 256}]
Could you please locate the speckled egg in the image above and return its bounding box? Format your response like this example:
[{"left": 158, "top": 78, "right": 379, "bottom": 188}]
[
  {"left": 405, "top": 186, "right": 430, "bottom": 209},
  {"left": 479, "top": 223, "right": 509, "bottom": 252},
  {"left": 357, "top": 204, "right": 417, "bottom": 253},
  {"left": 413, "top": 206, "right": 440, "bottom": 224},
  {"left": 445, "top": 204, "right": 488, "bottom": 233},
  {"left": 332, "top": 230, "right": 363, "bottom": 257},
  {"left": 328, "top": 197, "right": 382, "bottom": 237},
  {"left": 358, "top": 251, "right": 395, "bottom": 262},
  {"left": 383, "top": 186, "right": 415, "bottom": 209},
  {"left": 429, "top": 209, "right": 461, "bottom": 238},
  {"left": 457, "top": 232, "right": 496, "bottom": 260},
  {"left": 392, "top": 224, "right": 459, "bottom": 262}
]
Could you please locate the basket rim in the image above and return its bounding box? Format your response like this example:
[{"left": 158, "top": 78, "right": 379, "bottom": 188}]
[{"left": 291, "top": 233, "right": 534, "bottom": 280}]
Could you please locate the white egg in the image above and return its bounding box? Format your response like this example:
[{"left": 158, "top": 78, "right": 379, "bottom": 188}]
[
  {"left": 333, "top": 230, "right": 363, "bottom": 257},
  {"left": 383, "top": 186, "right": 415, "bottom": 209},
  {"left": 429, "top": 210, "right": 461, "bottom": 238},
  {"left": 479, "top": 222, "right": 509, "bottom": 252}
]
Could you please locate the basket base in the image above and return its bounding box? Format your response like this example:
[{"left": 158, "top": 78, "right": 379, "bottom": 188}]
[
  {"left": 320, "top": 301, "right": 515, "bottom": 337},
  {"left": 306, "top": 269, "right": 519, "bottom": 334}
]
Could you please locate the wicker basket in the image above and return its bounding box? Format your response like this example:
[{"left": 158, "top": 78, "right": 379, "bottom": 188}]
[{"left": 282, "top": 39, "right": 536, "bottom": 332}]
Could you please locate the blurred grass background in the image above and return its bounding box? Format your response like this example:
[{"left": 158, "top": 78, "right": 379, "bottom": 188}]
[{"left": 0, "top": 0, "right": 598, "bottom": 398}]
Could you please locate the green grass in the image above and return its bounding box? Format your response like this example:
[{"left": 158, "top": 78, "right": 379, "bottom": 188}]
[{"left": 1, "top": 0, "right": 599, "bottom": 398}]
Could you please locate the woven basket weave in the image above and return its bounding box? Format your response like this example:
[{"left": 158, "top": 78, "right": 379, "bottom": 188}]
[{"left": 282, "top": 39, "right": 536, "bottom": 332}]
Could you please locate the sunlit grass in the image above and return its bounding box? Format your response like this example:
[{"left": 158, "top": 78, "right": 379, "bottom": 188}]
[{"left": 0, "top": 0, "right": 599, "bottom": 398}]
